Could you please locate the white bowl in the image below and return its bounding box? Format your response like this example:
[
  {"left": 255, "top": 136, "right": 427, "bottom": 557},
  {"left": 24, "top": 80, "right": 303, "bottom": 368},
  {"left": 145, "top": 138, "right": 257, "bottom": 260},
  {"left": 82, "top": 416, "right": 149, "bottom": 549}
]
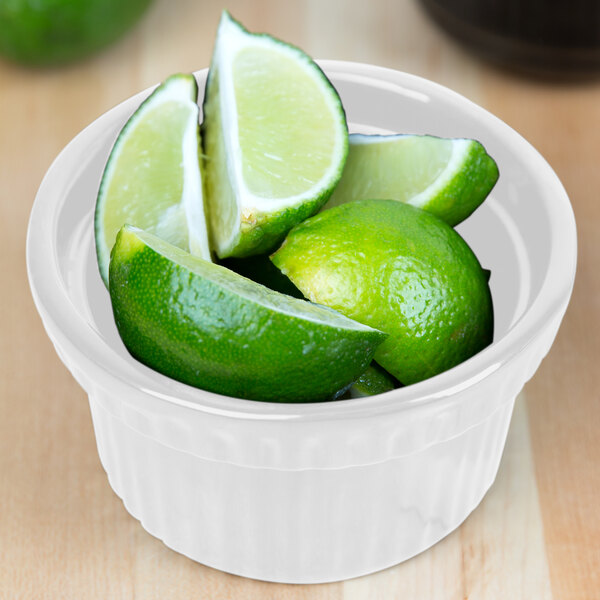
[{"left": 27, "top": 61, "right": 576, "bottom": 583}]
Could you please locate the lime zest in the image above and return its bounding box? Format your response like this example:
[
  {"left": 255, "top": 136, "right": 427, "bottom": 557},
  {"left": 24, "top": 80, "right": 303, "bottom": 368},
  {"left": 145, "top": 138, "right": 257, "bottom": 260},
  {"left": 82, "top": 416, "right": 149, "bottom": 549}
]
[{"left": 109, "top": 225, "right": 386, "bottom": 403}]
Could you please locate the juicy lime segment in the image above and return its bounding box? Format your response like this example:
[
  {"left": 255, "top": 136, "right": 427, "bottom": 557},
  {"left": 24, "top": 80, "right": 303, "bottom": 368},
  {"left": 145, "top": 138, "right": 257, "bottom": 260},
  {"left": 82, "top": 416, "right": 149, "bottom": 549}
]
[
  {"left": 234, "top": 47, "right": 340, "bottom": 198},
  {"left": 324, "top": 134, "right": 499, "bottom": 226},
  {"left": 109, "top": 226, "right": 386, "bottom": 403},
  {"left": 95, "top": 74, "right": 210, "bottom": 285},
  {"left": 202, "top": 12, "right": 348, "bottom": 258},
  {"left": 272, "top": 200, "right": 494, "bottom": 386},
  {"left": 99, "top": 101, "right": 189, "bottom": 244}
]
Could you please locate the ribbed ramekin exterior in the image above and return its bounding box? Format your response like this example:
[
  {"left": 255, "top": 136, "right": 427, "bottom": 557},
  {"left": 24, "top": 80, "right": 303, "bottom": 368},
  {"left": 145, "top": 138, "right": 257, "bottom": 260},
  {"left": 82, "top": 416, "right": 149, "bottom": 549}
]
[
  {"left": 57, "top": 309, "right": 564, "bottom": 473},
  {"left": 89, "top": 391, "right": 516, "bottom": 583},
  {"left": 68, "top": 317, "right": 555, "bottom": 583},
  {"left": 46, "top": 309, "right": 563, "bottom": 583}
]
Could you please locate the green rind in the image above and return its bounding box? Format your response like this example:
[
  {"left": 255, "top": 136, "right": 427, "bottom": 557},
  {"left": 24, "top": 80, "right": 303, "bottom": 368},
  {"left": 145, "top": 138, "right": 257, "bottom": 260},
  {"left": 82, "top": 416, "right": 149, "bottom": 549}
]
[
  {"left": 94, "top": 73, "right": 199, "bottom": 286},
  {"left": 227, "top": 188, "right": 344, "bottom": 257},
  {"left": 272, "top": 200, "right": 494, "bottom": 386},
  {"left": 201, "top": 11, "right": 349, "bottom": 258},
  {"left": 109, "top": 226, "right": 386, "bottom": 403},
  {"left": 418, "top": 139, "right": 499, "bottom": 226},
  {"left": 324, "top": 134, "right": 498, "bottom": 227},
  {"left": 349, "top": 362, "right": 399, "bottom": 398}
]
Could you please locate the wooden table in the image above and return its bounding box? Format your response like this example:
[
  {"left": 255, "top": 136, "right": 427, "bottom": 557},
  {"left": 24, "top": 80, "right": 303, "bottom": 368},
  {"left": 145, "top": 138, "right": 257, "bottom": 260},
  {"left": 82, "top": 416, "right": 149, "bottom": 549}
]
[{"left": 1, "top": 1, "right": 598, "bottom": 597}]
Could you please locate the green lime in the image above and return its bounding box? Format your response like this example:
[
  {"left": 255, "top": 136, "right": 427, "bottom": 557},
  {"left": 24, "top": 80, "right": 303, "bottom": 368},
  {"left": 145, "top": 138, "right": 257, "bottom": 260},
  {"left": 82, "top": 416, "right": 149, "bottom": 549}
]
[
  {"left": 0, "top": 0, "right": 152, "bottom": 66},
  {"left": 95, "top": 73, "right": 210, "bottom": 286},
  {"left": 109, "top": 225, "right": 386, "bottom": 403},
  {"left": 201, "top": 12, "right": 348, "bottom": 259},
  {"left": 271, "top": 200, "right": 494, "bottom": 386},
  {"left": 348, "top": 363, "right": 399, "bottom": 398},
  {"left": 323, "top": 134, "right": 499, "bottom": 226}
]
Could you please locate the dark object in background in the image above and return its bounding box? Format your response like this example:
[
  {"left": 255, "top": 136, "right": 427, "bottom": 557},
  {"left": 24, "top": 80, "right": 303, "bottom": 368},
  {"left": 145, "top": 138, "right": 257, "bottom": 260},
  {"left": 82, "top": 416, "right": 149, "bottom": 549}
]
[
  {"left": 420, "top": 0, "right": 600, "bottom": 76},
  {"left": 0, "top": 0, "right": 153, "bottom": 67}
]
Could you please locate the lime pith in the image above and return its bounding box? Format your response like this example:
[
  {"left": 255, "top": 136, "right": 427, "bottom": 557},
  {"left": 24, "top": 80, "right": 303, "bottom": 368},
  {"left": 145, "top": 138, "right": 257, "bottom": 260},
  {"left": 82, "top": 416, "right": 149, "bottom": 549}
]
[{"left": 95, "top": 73, "right": 210, "bottom": 285}]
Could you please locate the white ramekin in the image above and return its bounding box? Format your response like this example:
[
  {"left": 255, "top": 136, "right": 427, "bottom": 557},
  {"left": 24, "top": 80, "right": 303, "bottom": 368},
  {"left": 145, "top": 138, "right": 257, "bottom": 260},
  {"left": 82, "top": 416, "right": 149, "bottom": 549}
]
[{"left": 27, "top": 62, "right": 576, "bottom": 583}]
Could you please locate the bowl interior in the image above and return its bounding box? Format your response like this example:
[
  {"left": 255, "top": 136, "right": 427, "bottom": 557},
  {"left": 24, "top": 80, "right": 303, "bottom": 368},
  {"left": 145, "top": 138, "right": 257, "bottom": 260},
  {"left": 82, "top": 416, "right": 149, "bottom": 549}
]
[{"left": 31, "top": 62, "right": 575, "bottom": 413}]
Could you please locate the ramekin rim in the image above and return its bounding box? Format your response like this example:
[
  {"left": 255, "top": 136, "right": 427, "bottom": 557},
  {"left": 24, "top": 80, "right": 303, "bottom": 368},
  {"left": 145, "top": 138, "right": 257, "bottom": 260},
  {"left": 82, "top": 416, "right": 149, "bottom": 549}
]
[{"left": 26, "top": 60, "right": 577, "bottom": 422}]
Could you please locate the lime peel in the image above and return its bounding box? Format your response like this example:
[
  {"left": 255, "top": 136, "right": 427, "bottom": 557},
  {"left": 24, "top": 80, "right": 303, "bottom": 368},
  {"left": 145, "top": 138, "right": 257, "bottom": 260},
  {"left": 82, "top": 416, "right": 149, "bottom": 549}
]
[
  {"left": 109, "top": 225, "right": 386, "bottom": 403},
  {"left": 272, "top": 200, "right": 494, "bottom": 386}
]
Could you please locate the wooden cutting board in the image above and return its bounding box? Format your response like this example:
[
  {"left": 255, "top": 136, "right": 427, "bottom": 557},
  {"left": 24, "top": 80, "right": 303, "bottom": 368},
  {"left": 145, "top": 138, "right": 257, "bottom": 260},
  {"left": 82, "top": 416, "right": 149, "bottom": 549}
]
[{"left": 1, "top": 1, "right": 598, "bottom": 597}]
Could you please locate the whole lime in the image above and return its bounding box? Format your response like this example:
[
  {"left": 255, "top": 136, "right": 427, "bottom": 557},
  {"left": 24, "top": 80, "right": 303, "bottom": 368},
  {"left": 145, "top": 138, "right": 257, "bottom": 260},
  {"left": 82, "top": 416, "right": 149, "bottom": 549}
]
[
  {"left": 0, "top": 0, "right": 152, "bottom": 66},
  {"left": 271, "top": 200, "right": 494, "bottom": 386}
]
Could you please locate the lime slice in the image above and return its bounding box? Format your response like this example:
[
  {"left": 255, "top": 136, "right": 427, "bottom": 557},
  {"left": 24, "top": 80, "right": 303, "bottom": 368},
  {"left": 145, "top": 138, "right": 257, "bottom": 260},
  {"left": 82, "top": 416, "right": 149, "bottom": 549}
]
[
  {"left": 349, "top": 363, "right": 399, "bottom": 398},
  {"left": 95, "top": 73, "right": 210, "bottom": 285},
  {"left": 201, "top": 12, "right": 348, "bottom": 258},
  {"left": 323, "top": 134, "right": 499, "bottom": 226},
  {"left": 272, "top": 200, "right": 494, "bottom": 386},
  {"left": 109, "top": 225, "right": 386, "bottom": 403}
]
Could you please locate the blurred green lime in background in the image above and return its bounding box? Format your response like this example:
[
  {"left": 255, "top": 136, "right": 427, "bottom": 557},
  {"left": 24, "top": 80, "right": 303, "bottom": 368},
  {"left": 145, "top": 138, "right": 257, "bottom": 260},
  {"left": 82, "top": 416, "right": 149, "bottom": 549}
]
[{"left": 0, "top": 0, "right": 153, "bottom": 66}]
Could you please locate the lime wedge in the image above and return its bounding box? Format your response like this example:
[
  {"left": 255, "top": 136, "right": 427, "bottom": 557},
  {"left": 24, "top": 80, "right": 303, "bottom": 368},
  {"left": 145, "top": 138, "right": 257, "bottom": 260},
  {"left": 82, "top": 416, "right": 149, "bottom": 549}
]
[
  {"left": 202, "top": 12, "right": 348, "bottom": 258},
  {"left": 324, "top": 134, "right": 499, "bottom": 226},
  {"left": 109, "top": 225, "right": 386, "bottom": 403},
  {"left": 349, "top": 363, "right": 399, "bottom": 398},
  {"left": 95, "top": 73, "right": 210, "bottom": 285}
]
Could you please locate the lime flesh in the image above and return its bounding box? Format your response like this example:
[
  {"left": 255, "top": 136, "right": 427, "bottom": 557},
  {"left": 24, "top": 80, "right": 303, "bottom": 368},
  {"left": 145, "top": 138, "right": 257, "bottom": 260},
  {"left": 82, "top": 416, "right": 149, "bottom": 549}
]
[
  {"left": 95, "top": 73, "right": 210, "bottom": 285},
  {"left": 324, "top": 134, "right": 499, "bottom": 226},
  {"left": 202, "top": 12, "right": 348, "bottom": 258},
  {"left": 109, "top": 226, "right": 386, "bottom": 403}
]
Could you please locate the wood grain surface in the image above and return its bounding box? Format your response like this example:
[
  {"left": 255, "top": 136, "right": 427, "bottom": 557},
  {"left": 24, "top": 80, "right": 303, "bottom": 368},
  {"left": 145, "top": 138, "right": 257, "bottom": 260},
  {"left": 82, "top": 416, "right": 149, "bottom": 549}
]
[{"left": 1, "top": 1, "right": 598, "bottom": 598}]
